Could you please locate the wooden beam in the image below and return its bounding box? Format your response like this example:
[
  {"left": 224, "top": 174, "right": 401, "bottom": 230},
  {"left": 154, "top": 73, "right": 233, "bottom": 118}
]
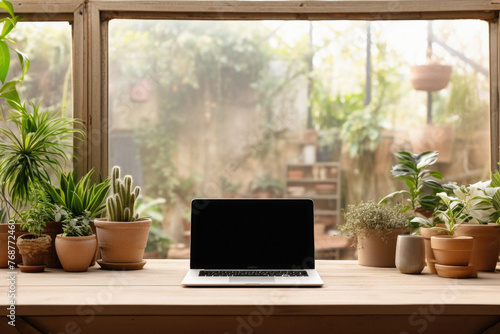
[
  {"left": 490, "top": 18, "right": 500, "bottom": 169},
  {"left": 88, "top": 3, "right": 109, "bottom": 179},
  {"left": 72, "top": 3, "right": 88, "bottom": 178},
  {"left": 101, "top": 10, "right": 497, "bottom": 21},
  {"left": 91, "top": 0, "right": 500, "bottom": 14}
]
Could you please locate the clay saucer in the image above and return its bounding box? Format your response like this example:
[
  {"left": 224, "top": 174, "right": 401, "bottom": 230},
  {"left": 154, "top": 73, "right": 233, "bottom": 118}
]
[
  {"left": 435, "top": 264, "right": 477, "bottom": 278},
  {"left": 17, "top": 263, "right": 47, "bottom": 273},
  {"left": 97, "top": 259, "right": 147, "bottom": 270}
]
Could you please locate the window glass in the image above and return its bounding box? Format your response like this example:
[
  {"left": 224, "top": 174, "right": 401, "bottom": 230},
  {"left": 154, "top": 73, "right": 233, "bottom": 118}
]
[{"left": 108, "top": 20, "right": 489, "bottom": 259}]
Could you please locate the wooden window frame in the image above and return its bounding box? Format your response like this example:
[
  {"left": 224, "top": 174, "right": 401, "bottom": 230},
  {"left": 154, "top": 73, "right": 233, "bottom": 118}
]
[{"left": 11, "top": 0, "right": 500, "bottom": 177}]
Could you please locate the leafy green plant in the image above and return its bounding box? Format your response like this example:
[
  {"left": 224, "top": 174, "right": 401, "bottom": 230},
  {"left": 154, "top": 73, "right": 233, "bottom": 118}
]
[
  {"left": 250, "top": 174, "right": 283, "bottom": 197},
  {"left": 17, "top": 186, "right": 63, "bottom": 237},
  {"left": 0, "top": 102, "right": 84, "bottom": 207},
  {"left": 61, "top": 211, "right": 94, "bottom": 237},
  {"left": 0, "top": 0, "right": 30, "bottom": 108},
  {"left": 106, "top": 166, "right": 141, "bottom": 222},
  {"left": 488, "top": 166, "right": 500, "bottom": 224},
  {"left": 380, "top": 151, "right": 449, "bottom": 217},
  {"left": 43, "top": 169, "right": 110, "bottom": 219},
  {"left": 340, "top": 107, "right": 384, "bottom": 158},
  {"left": 136, "top": 197, "right": 169, "bottom": 255},
  {"left": 340, "top": 201, "right": 408, "bottom": 246}
]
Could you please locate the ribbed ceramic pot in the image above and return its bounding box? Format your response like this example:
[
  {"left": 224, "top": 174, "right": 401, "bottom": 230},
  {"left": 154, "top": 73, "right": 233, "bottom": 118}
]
[
  {"left": 94, "top": 218, "right": 152, "bottom": 263},
  {"left": 56, "top": 234, "right": 97, "bottom": 272},
  {"left": 455, "top": 223, "right": 500, "bottom": 271},
  {"left": 357, "top": 229, "right": 404, "bottom": 267},
  {"left": 396, "top": 235, "right": 425, "bottom": 274}
]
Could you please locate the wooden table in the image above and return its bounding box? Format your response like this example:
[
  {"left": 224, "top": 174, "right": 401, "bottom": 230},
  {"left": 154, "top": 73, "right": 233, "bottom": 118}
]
[{"left": 1, "top": 260, "right": 499, "bottom": 334}]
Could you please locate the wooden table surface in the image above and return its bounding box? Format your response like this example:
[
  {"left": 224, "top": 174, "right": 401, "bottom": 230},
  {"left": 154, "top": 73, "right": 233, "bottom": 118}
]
[{"left": 1, "top": 260, "right": 500, "bottom": 333}]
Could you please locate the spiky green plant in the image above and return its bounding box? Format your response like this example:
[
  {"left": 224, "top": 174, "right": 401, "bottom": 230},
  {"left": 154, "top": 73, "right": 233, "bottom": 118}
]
[
  {"left": 106, "top": 166, "right": 140, "bottom": 222},
  {"left": 0, "top": 102, "right": 84, "bottom": 207},
  {"left": 42, "top": 169, "right": 110, "bottom": 219}
]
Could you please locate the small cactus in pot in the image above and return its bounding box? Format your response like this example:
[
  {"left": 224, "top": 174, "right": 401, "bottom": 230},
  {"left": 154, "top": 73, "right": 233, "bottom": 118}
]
[
  {"left": 107, "top": 166, "right": 140, "bottom": 222},
  {"left": 94, "top": 166, "right": 152, "bottom": 268}
]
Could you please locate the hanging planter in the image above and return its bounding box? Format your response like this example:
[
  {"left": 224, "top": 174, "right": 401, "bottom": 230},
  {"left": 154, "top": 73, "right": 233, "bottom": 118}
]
[{"left": 410, "top": 63, "right": 452, "bottom": 92}]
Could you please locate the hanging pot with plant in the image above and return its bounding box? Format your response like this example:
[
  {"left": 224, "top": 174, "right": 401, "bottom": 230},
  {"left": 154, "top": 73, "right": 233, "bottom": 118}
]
[
  {"left": 94, "top": 166, "right": 151, "bottom": 270},
  {"left": 340, "top": 201, "right": 409, "bottom": 267}
]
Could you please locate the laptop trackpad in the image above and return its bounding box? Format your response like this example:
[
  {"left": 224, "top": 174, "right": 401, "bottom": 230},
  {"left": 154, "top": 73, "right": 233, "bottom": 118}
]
[{"left": 229, "top": 277, "right": 275, "bottom": 283}]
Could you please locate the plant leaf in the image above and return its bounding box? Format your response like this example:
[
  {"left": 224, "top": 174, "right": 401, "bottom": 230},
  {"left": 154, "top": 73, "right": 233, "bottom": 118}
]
[{"left": 0, "top": 40, "right": 10, "bottom": 84}]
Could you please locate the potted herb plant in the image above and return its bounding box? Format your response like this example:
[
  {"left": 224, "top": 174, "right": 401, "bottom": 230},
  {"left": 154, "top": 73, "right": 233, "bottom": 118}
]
[
  {"left": 55, "top": 211, "right": 97, "bottom": 272},
  {"left": 15, "top": 187, "right": 63, "bottom": 273},
  {"left": 340, "top": 201, "right": 408, "bottom": 267},
  {"left": 429, "top": 192, "right": 475, "bottom": 278},
  {"left": 94, "top": 166, "right": 152, "bottom": 269}
]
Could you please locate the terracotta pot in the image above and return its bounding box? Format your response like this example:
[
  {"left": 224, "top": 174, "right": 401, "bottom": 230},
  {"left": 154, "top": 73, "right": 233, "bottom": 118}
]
[
  {"left": 89, "top": 221, "right": 98, "bottom": 266},
  {"left": 420, "top": 226, "right": 447, "bottom": 274},
  {"left": 315, "top": 184, "right": 336, "bottom": 194},
  {"left": 16, "top": 234, "right": 52, "bottom": 266},
  {"left": 56, "top": 234, "right": 97, "bottom": 272},
  {"left": 431, "top": 235, "right": 473, "bottom": 266},
  {"left": 43, "top": 221, "right": 63, "bottom": 268},
  {"left": 94, "top": 218, "right": 152, "bottom": 263},
  {"left": 357, "top": 228, "right": 404, "bottom": 267},
  {"left": 288, "top": 170, "right": 305, "bottom": 180},
  {"left": 410, "top": 63, "right": 452, "bottom": 91},
  {"left": 455, "top": 224, "right": 500, "bottom": 271},
  {"left": 0, "top": 223, "right": 24, "bottom": 267},
  {"left": 395, "top": 235, "right": 425, "bottom": 274}
]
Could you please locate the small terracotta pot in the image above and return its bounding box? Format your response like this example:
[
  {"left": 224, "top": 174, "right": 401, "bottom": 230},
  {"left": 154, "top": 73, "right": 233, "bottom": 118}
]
[
  {"left": 16, "top": 234, "right": 52, "bottom": 266},
  {"left": 420, "top": 225, "right": 447, "bottom": 274},
  {"left": 0, "top": 223, "right": 24, "bottom": 267},
  {"left": 357, "top": 228, "right": 404, "bottom": 267},
  {"left": 396, "top": 235, "right": 425, "bottom": 274},
  {"left": 315, "top": 184, "right": 336, "bottom": 194},
  {"left": 94, "top": 218, "right": 152, "bottom": 263},
  {"left": 288, "top": 170, "right": 305, "bottom": 180},
  {"left": 455, "top": 223, "right": 500, "bottom": 271},
  {"left": 56, "top": 234, "right": 97, "bottom": 272},
  {"left": 431, "top": 235, "right": 473, "bottom": 266},
  {"left": 43, "top": 221, "right": 63, "bottom": 268}
]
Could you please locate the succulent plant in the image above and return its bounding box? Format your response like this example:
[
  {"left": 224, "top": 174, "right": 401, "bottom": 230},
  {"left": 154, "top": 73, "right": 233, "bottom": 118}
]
[{"left": 106, "top": 166, "right": 140, "bottom": 222}]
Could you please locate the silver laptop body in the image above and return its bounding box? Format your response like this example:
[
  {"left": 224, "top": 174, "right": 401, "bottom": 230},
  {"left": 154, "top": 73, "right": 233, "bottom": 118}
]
[{"left": 182, "top": 199, "right": 324, "bottom": 286}]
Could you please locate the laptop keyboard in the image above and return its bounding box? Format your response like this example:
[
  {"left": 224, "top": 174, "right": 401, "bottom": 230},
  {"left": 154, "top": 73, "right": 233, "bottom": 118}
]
[{"left": 199, "top": 270, "right": 308, "bottom": 277}]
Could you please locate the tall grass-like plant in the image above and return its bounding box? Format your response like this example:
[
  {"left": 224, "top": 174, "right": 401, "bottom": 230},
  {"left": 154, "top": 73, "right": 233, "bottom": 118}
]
[
  {"left": 0, "top": 102, "right": 84, "bottom": 207},
  {"left": 43, "top": 169, "right": 110, "bottom": 219}
]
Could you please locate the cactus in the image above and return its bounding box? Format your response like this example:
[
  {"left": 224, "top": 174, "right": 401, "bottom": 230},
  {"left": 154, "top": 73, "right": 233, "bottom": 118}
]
[{"left": 106, "top": 166, "right": 141, "bottom": 221}]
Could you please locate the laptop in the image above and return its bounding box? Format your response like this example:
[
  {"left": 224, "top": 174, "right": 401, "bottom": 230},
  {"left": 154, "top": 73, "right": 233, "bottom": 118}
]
[{"left": 181, "top": 198, "right": 324, "bottom": 286}]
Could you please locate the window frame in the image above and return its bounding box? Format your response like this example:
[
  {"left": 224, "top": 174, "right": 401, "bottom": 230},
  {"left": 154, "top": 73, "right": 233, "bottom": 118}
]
[{"left": 11, "top": 0, "right": 500, "bottom": 177}]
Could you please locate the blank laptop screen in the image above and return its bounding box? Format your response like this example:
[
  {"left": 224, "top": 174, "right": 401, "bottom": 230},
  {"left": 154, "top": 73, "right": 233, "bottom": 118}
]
[{"left": 190, "top": 199, "right": 315, "bottom": 269}]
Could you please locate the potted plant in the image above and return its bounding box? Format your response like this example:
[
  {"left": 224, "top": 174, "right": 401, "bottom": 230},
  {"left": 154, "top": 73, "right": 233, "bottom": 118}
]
[
  {"left": 94, "top": 166, "right": 152, "bottom": 269},
  {"left": 451, "top": 179, "right": 500, "bottom": 272},
  {"left": 250, "top": 174, "right": 283, "bottom": 198},
  {"left": 15, "top": 187, "right": 64, "bottom": 273},
  {"left": 429, "top": 192, "right": 475, "bottom": 278},
  {"left": 55, "top": 211, "right": 97, "bottom": 272},
  {"left": 340, "top": 201, "right": 408, "bottom": 267},
  {"left": 43, "top": 169, "right": 110, "bottom": 266}
]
